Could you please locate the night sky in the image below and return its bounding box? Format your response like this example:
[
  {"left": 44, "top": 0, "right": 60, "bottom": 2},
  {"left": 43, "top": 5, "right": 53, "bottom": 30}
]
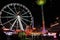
[{"left": 0, "top": 0, "right": 60, "bottom": 28}]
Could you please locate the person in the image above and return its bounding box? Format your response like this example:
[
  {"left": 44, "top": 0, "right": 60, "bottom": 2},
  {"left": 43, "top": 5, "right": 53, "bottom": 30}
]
[
  {"left": 0, "top": 25, "right": 7, "bottom": 40},
  {"left": 56, "top": 31, "right": 60, "bottom": 40}
]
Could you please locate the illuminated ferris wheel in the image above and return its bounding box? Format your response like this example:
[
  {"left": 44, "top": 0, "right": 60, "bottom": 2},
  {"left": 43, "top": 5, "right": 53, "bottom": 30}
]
[{"left": 0, "top": 3, "right": 33, "bottom": 31}]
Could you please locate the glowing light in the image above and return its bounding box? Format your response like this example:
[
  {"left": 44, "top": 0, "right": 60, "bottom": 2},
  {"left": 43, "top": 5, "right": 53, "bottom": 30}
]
[
  {"left": 36, "top": 0, "right": 46, "bottom": 5},
  {"left": 32, "top": 27, "right": 36, "bottom": 30}
]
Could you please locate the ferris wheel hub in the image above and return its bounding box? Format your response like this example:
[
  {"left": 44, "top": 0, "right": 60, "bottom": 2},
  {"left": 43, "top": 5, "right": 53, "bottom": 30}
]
[
  {"left": 17, "top": 11, "right": 20, "bottom": 15},
  {"left": 17, "top": 15, "right": 21, "bottom": 20}
]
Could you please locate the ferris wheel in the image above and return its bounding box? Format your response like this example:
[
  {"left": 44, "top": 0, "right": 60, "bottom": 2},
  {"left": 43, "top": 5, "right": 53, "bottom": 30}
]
[{"left": 0, "top": 3, "right": 33, "bottom": 31}]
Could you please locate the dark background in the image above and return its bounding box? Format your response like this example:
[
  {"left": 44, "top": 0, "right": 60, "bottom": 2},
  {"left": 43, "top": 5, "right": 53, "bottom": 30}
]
[{"left": 0, "top": 0, "right": 60, "bottom": 28}]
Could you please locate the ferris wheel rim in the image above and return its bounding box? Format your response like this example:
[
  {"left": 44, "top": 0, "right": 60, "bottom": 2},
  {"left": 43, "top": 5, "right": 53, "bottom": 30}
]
[{"left": 0, "top": 3, "right": 33, "bottom": 30}]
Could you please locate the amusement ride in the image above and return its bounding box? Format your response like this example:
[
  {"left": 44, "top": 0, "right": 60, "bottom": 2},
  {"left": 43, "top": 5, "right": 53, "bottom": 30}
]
[{"left": 0, "top": 3, "right": 33, "bottom": 31}]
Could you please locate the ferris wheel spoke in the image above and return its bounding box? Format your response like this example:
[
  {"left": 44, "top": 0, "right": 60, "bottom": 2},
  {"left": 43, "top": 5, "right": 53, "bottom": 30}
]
[
  {"left": 21, "top": 20, "right": 27, "bottom": 25},
  {"left": 22, "top": 18, "right": 31, "bottom": 22},
  {"left": 22, "top": 16, "right": 31, "bottom": 18},
  {"left": 7, "top": 6, "right": 16, "bottom": 15},
  {"left": 14, "top": 5, "right": 17, "bottom": 13},
  {"left": 21, "top": 12, "right": 28, "bottom": 15},
  {"left": 2, "top": 10, "right": 14, "bottom": 15},
  {"left": 10, "top": 22, "right": 12, "bottom": 26},
  {"left": 1, "top": 16, "right": 14, "bottom": 18},
  {"left": 10, "top": 19, "right": 17, "bottom": 30},
  {"left": 3, "top": 18, "right": 16, "bottom": 25}
]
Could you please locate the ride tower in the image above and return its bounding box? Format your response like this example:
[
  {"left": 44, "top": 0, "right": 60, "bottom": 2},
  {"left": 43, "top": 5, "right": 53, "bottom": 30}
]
[{"left": 36, "top": 0, "right": 47, "bottom": 34}]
